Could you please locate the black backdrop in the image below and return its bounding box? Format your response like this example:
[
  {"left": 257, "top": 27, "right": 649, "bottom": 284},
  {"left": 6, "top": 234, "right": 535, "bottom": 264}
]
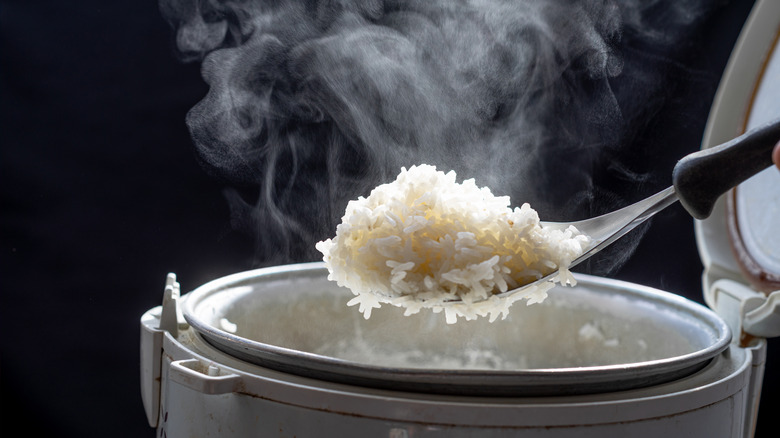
[{"left": 1, "top": 1, "right": 777, "bottom": 437}]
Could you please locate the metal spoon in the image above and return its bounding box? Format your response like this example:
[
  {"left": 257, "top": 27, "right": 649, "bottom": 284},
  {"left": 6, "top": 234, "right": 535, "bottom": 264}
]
[{"left": 472, "top": 117, "right": 780, "bottom": 303}]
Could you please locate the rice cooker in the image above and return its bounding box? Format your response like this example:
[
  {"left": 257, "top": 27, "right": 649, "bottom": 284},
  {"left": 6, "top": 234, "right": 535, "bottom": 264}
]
[{"left": 140, "top": 1, "right": 780, "bottom": 436}]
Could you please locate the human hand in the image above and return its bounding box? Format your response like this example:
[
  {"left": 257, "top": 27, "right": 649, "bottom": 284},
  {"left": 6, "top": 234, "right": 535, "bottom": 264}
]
[{"left": 774, "top": 141, "right": 780, "bottom": 170}]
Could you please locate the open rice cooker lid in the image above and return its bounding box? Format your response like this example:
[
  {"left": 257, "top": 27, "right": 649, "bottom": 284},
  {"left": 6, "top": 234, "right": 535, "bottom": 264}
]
[
  {"left": 696, "top": 0, "right": 780, "bottom": 340},
  {"left": 181, "top": 264, "right": 730, "bottom": 397}
]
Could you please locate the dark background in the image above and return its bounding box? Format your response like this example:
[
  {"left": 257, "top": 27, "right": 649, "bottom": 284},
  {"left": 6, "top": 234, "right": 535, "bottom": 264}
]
[{"left": 1, "top": 1, "right": 776, "bottom": 436}]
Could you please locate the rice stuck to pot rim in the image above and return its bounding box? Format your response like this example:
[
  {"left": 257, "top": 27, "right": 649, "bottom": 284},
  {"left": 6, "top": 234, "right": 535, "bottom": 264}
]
[{"left": 316, "top": 164, "right": 590, "bottom": 324}]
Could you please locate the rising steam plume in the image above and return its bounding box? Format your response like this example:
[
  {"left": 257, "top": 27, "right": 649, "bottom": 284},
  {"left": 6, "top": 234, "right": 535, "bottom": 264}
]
[{"left": 160, "top": 0, "right": 721, "bottom": 270}]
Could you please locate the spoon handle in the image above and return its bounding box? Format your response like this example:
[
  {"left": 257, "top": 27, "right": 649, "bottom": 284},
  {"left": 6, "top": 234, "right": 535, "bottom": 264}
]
[{"left": 672, "top": 117, "right": 780, "bottom": 220}]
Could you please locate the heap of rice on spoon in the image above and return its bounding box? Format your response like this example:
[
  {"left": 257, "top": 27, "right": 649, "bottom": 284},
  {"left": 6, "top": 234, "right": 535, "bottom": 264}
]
[{"left": 316, "top": 164, "right": 589, "bottom": 323}]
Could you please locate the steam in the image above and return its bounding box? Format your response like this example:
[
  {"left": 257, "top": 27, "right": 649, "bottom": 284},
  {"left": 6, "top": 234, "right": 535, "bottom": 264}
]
[{"left": 160, "top": 0, "right": 719, "bottom": 270}]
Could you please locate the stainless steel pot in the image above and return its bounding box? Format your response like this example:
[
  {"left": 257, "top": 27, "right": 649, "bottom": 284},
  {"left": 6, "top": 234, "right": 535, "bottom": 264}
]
[{"left": 181, "top": 263, "right": 731, "bottom": 397}]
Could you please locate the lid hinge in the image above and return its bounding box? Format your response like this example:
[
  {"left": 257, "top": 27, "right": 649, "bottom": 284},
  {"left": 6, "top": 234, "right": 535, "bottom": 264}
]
[
  {"left": 708, "top": 278, "right": 780, "bottom": 342},
  {"left": 744, "top": 289, "right": 780, "bottom": 338}
]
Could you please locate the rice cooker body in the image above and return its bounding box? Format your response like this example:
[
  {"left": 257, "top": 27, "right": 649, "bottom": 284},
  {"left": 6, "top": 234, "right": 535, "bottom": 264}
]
[{"left": 140, "top": 265, "right": 767, "bottom": 438}]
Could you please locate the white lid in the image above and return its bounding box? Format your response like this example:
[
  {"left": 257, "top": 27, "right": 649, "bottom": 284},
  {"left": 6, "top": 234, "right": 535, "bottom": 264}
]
[{"left": 698, "top": 0, "right": 780, "bottom": 297}]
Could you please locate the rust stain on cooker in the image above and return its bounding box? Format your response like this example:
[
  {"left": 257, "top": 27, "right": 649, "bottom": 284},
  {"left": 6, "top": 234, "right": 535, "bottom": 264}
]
[{"left": 726, "top": 190, "right": 780, "bottom": 293}]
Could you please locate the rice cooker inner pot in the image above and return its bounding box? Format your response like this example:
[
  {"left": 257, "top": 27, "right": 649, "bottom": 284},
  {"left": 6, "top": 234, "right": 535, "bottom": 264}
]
[{"left": 181, "top": 263, "right": 731, "bottom": 396}]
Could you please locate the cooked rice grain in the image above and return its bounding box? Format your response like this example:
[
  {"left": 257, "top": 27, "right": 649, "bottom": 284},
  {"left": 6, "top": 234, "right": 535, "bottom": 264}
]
[{"left": 316, "top": 164, "right": 589, "bottom": 323}]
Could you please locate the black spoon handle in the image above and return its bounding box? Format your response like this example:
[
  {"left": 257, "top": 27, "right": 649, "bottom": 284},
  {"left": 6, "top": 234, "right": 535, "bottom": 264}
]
[{"left": 672, "top": 117, "right": 780, "bottom": 220}]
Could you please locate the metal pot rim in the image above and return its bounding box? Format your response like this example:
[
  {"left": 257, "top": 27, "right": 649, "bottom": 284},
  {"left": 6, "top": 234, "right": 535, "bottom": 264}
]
[{"left": 181, "top": 262, "right": 731, "bottom": 396}]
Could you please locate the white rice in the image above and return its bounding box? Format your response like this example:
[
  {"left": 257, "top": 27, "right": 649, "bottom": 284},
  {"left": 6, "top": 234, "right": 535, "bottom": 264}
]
[{"left": 316, "top": 164, "right": 590, "bottom": 323}]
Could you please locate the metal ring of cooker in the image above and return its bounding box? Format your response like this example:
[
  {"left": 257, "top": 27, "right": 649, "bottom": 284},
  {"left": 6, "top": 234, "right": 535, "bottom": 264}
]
[{"left": 181, "top": 262, "right": 731, "bottom": 397}]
